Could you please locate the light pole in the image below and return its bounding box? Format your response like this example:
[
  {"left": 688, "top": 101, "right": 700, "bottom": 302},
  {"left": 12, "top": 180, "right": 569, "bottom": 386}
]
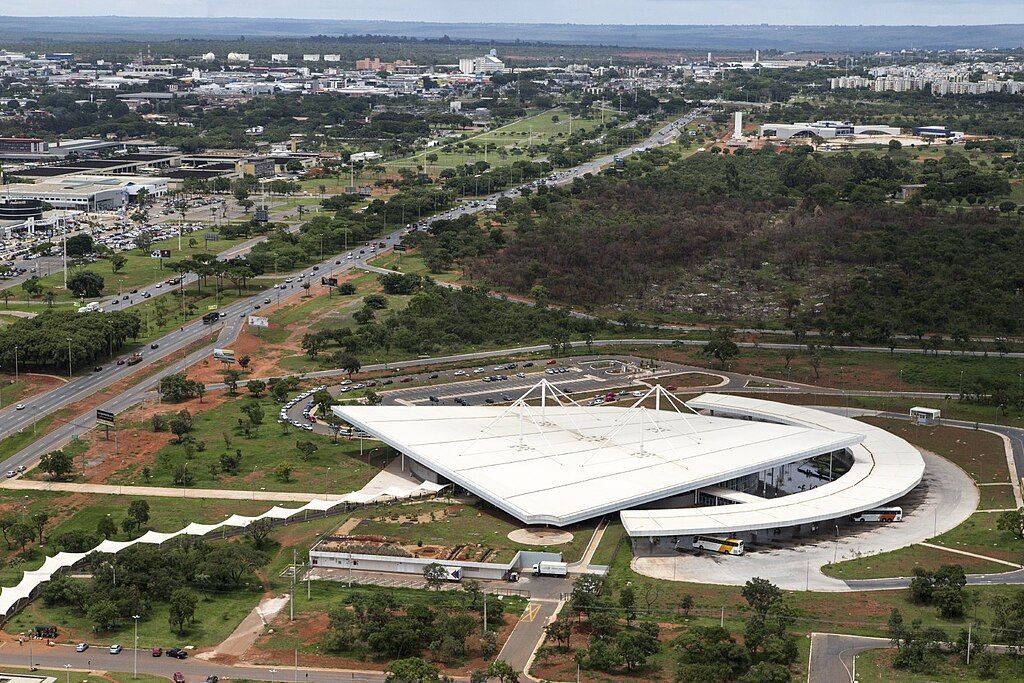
[
  {"left": 105, "top": 561, "right": 116, "bottom": 587},
  {"left": 13, "top": 345, "right": 18, "bottom": 382},
  {"left": 63, "top": 663, "right": 71, "bottom": 683},
  {"left": 132, "top": 614, "right": 140, "bottom": 679},
  {"left": 66, "top": 337, "right": 72, "bottom": 379},
  {"left": 269, "top": 668, "right": 278, "bottom": 683},
  {"left": 324, "top": 467, "right": 331, "bottom": 500}
]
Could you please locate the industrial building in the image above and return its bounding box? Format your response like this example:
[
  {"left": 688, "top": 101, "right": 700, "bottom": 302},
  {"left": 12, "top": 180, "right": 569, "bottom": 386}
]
[
  {"left": 332, "top": 384, "right": 924, "bottom": 552},
  {"left": 0, "top": 175, "right": 168, "bottom": 211}
]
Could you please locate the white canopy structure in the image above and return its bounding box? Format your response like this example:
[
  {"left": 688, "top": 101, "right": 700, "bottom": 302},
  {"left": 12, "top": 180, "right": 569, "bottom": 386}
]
[
  {"left": 0, "top": 481, "right": 447, "bottom": 622},
  {"left": 620, "top": 394, "right": 926, "bottom": 538},
  {"left": 333, "top": 382, "right": 864, "bottom": 527}
]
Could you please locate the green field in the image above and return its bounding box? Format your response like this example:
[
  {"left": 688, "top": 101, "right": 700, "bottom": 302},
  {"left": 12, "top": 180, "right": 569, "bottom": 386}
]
[
  {"left": 856, "top": 647, "right": 1024, "bottom": 682},
  {"left": 32, "top": 233, "right": 249, "bottom": 302},
  {"left": 102, "top": 394, "right": 386, "bottom": 494}
]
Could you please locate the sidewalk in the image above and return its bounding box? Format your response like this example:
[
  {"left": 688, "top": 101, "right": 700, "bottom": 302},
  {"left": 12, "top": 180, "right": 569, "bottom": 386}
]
[{"left": 0, "top": 478, "right": 322, "bottom": 502}]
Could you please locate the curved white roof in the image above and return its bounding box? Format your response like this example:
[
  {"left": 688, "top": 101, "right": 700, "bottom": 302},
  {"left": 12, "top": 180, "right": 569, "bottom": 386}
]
[
  {"left": 619, "top": 394, "right": 926, "bottom": 538},
  {"left": 333, "top": 393, "right": 863, "bottom": 527}
]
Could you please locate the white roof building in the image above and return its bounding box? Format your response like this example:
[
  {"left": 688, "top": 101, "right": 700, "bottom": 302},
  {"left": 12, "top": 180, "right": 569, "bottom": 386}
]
[{"left": 332, "top": 384, "right": 915, "bottom": 532}]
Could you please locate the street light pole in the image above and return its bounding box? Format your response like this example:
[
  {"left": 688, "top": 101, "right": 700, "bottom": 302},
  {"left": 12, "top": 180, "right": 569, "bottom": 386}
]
[
  {"left": 132, "top": 614, "right": 140, "bottom": 679},
  {"left": 66, "top": 337, "right": 72, "bottom": 379}
]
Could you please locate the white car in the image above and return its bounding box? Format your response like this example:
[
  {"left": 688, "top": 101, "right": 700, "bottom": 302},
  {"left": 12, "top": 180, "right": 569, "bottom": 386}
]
[
  {"left": 453, "top": 370, "right": 466, "bottom": 377},
  {"left": 14, "top": 403, "right": 24, "bottom": 410}
]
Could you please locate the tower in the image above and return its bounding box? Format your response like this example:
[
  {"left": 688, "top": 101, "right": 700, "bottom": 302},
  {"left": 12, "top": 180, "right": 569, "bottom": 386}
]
[{"left": 733, "top": 111, "right": 743, "bottom": 139}]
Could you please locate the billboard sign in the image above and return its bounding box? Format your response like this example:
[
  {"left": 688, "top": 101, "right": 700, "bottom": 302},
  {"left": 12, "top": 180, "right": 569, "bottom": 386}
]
[
  {"left": 320, "top": 276, "right": 338, "bottom": 287},
  {"left": 248, "top": 315, "right": 269, "bottom": 328},
  {"left": 204, "top": 232, "right": 219, "bottom": 242},
  {"left": 96, "top": 409, "right": 116, "bottom": 427},
  {"left": 213, "top": 348, "right": 236, "bottom": 363}
]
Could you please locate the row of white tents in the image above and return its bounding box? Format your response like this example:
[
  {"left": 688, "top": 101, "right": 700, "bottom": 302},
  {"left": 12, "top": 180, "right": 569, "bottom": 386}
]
[{"left": 0, "top": 480, "right": 447, "bottom": 620}]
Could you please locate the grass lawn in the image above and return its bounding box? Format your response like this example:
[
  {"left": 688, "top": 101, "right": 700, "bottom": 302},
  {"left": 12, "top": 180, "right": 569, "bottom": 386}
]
[
  {"left": 369, "top": 250, "right": 463, "bottom": 284},
  {"left": 821, "top": 544, "right": 1010, "bottom": 580},
  {"left": 858, "top": 417, "right": 1010, "bottom": 484},
  {"left": 979, "top": 484, "right": 1018, "bottom": 511},
  {"left": 6, "top": 585, "right": 262, "bottom": 649},
  {"left": 103, "top": 393, "right": 386, "bottom": 494},
  {"left": 351, "top": 501, "right": 596, "bottom": 564},
  {"left": 856, "top": 647, "right": 1024, "bottom": 682},
  {"left": 591, "top": 520, "right": 628, "bottom": 567},
  {"left": 930, "top": 512, "right": 1024, "bottom": 564},
  {"left": 33, "top": 234, "right": 249, "bottom": 302}
]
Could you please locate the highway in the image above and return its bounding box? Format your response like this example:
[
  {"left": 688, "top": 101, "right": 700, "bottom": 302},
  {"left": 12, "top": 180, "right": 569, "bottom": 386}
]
[{"left": 0, "top": 108, "right": 702, "bottom": 472}]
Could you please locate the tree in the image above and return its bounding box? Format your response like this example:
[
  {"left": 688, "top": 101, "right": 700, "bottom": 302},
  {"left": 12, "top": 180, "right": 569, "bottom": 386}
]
[
  {"left": 739, "top": 662, "right": 792, "bottom": 683},
  {"left": 88, "top": 597, "right": 121, "bottom": 632},
  {"left": 423, "top": 562, "right": 448, "bottom": 591},
  {"left": 241, "top": 402, "right": 265, "bottom": 431},
  {"left": 336, "top": 352, "right": 361, "bottom": 376},
  {"left": 30, "top": 511, "right": 48, "bottom": 543},
  {"left": 168, "top": 410, "right": 194, "bottom": 442},
  {"left": 247, "top": 379, "right": 266, "bottom": 397},
  {"left": 617, "top": 622, "right": 660, "bottom": 671},
  {"left": 135, "top": 232, "right": 154, "bottom": 253},
  {"left": 680, "top": 593, "right": 695, "bottom": 616},
  {"left": 238, "top": 354, "right": 251, "bottom": 369},
  {"left": 619, "top": 584, "right": 636, "bottom": 622},
  {"left": 127, "top": 499, "right": 150, "bottom": 530},
  {"left": 273, "top": 462, "right": 293, "bottom": 482},
  {"left": 39, "top": 449, "right": 74, "bottom": 480},
  {"left": 296, "top": 440, "right": 318, "bottom": 461},
  {"left": 545, "top": 618, "right": 572, "bottom": 650},
  {"left": 0, "top": 512, "right": 15, "bottom": 548},
  {"left": 97, "top": 515, "right": 117, "bottom": 539},
  {"left": 742, "top": 577, "right": 783, "bottom": 617},
  {"left": 223, "top": 369, "right": 243, "bottom": 394},
  {"left": 168, "top": 587, "right": 199, "bottom": 633},
  {"left": 701, "top": 327, "right": 740, "bottom": 369},
  {"left": 110, "top": 253, "right": 128, "bottom": 273},
  {"left": 473, "top": 659, "right": 519, "bottom": 683},
  {"left": 21, "top": 276, "right": 42, "bottom": 297},
  {"left": 997, "top": 508, "right": 1024, "bottom": 539},
  {"left": 9, "top": 521, "right": 34, "bottom": 550},
  {"left": 67, "top": 270, "right": 105, "bottom": 298},
  {"left": 384, "top": 658, "right": 445, "bottom": 682},
  {"left": 675, "top": 626, "right": 750, "bottom": 683},
  {"left": 245, "top": 518, "right": 275, "bottom": 548}
]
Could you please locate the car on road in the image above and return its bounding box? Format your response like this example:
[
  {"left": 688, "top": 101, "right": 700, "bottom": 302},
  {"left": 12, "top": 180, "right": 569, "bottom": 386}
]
[
  {"left": 172, "top": 673, "right": 185, "bottom": 683},
  {"left": 109, "top": 644, "right": 122, "bottom": 654},
  {"left": 429, "top": 396, "right": 439, "bottom": 403},
  {"left": 15, "top": 403, "right": 24, "bottom": 410},
  {"left": 205, "top": 676, "right": 219, "bottom": 683},
  {"left": 93, "top": 366, "right": 102, "bottom": 372},
  {"left": 546, "top": 360, "right": 557, "bottom": 365},
  {"left": 75, "top": 642, "right": 88, "bottom": 652},
  {"left": 151, "top": 343, "right": 159, "bottom": 349},
  {"left": 523, "top": 362, "right": 534, "bottom": 367},
  {"left": 16, "top": 465, "right": 25, "bottom": 473},
  {"left": 263, "top": 298, "right": 271, "bottom": 304},
  {"left": 5, "top": 471, "right": 15, "bottom": 478},
  {"left": 152, "top": 647, "right": 163, "bottom": 656},
  {"left": 453, "top": 370, "right": 466, "bottom": 376},
  {"left": 116, "top": 359, "right": 125, "bottom": 365},
  {"left": 166, "top": 647, "right": 187, "bottom": 659},
  {"left": 429, "top": 373, "right": 438, "bottom": 379}
]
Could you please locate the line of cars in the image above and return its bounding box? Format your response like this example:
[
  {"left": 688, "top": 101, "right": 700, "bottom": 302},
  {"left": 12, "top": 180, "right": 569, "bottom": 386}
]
[{"left": 278, "top": 384, "right": 328, "bottom": 431}]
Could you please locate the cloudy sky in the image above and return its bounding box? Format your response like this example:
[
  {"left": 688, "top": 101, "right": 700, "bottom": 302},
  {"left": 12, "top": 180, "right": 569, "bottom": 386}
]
[{"left": 5, "top": 1, "right": 1024, "bottom": 25}]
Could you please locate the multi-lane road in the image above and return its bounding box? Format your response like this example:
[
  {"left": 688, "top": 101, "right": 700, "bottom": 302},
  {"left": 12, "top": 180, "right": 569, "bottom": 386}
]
[{"left": 0, "top": 108, "right": 702, "bottom": 475}]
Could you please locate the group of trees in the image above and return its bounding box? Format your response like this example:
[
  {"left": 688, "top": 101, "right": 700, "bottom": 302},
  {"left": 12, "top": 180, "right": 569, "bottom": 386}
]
[
  {"left": 557, "top": 575, "right": 798, "bottom": 682},
  {"left": 41, "top": 537, "right": 267, "bottom": 634},
  {"left": 302, "top": 277, "right": 608, "bottom": 361},
  {"left": 456, "top": 153, "right": 1024, "bottom": 338},
  {"left": 322, "top": 584, "right": 499, "bottom": 667},
  {"left": 0, "top": 310, "right": 141, "bottom": 373},
  {"left": 908, "top": 565, "right": 968, "bottom": 618}
]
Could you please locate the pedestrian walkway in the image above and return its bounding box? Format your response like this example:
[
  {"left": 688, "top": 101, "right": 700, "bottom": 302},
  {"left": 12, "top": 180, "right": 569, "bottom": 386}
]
[{"left": 918, "top": 541, "right": 1023, "bottom": 569}]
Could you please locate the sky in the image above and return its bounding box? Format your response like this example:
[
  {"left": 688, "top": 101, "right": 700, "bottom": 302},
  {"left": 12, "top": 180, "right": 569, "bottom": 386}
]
[{"left": 4, "top": 1, "right": 1024, "bottom": 26}]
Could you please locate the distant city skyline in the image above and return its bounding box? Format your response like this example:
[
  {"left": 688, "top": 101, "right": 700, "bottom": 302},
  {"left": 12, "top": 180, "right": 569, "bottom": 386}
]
[{"left": 3, "top": 1, "right": 1024, "bottom": 26}]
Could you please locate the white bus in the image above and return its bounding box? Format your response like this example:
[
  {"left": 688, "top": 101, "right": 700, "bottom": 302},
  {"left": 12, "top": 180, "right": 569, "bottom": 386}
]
[
  {"left": 691, "top": 535, "right": 745, "bottom": 556},
  {"left": 852, "top": 507, "right": 904, "bottom": 523}
]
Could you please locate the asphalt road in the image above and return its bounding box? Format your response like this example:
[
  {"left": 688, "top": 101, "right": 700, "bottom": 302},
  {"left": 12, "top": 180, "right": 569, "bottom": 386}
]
[{"left": 808, "top": 633, "right": 889, "bottom": 683}]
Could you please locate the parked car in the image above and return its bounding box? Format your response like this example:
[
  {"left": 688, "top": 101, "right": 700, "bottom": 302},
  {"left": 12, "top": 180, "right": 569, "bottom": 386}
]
[
  {"left": 152, "top": 647, "right": 163, "bottom": 656},
  {"left": 166, "top": 647, "right": 187, "bottom": 659},
  {"left": 205, "top": 676, "right": 219, "bottom": 683},
  {"left": 75, "top": 642, "right": 88, "bottom": 652},
  {"left": 173, "top": 673, "right": 185, "bottom": 683},
  {"left": 109, "top": 644, "right": 122, "bottom": 654}
]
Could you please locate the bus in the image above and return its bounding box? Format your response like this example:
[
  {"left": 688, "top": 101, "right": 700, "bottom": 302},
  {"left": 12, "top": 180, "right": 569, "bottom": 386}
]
[
  {"left": 852, "top": 507, "right": 904, "bottom": 523},
  {"left": 691, "top": 535, "right": 745, "bottom": 556}
]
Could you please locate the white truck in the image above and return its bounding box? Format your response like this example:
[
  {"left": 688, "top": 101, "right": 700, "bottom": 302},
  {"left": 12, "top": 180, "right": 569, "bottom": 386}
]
[
  {"left": 76, "top": 302, "right": 102, "bottom": 313},
  {"left": 531, "top": 561, "right": 568, "bottom": 578},
  {"left": 439, "top": 565, "right": 463, "bottom": 582}
]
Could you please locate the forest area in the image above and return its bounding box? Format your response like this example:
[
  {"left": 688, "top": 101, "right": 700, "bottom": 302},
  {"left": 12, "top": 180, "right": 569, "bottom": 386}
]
[{"left": 408, "top": 146, "right": 1024, "bottom": 342}]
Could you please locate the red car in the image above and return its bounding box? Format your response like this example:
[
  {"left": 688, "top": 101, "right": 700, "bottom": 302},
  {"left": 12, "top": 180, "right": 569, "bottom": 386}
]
[
  {"left": 546, "top": 359, "right": 557, "bottom": 365},
  {"left": 173, "top": 673, "right": 185, "bottom": 683},
  {"left": 151, "top": 647, "right": 162, "bottom": 657}
]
